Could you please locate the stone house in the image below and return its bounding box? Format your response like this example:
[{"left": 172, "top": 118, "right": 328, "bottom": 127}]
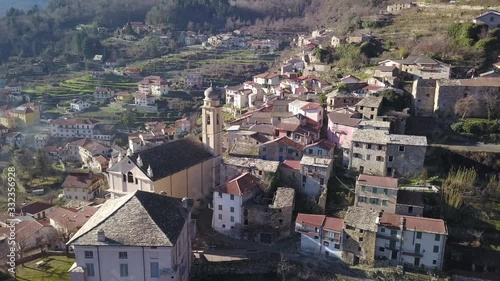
[
  {"left": 303, "top": 139, "right": 335, "bottom": 159},
  {"left": 300, "top": 155, "right": 333, "bottom": 198},
  {"left": 355, "top": 174, "right": 399, "bottom": 213},
  {"left": 275, "top": 114, "right": 321, "bottom": 146},
  {"left": 279, "top": 160, "right": 301, "bottom": 190},
  {"left": 93, "top": 87, "right": 115, "bottom": 100},
  {"left": 244, "top": 187, "right": 295, "bottom": 243},
  {"left": 472, "top": 10, "right": 500, "bottom": 30},
  {"left": 349, "top": 130, "right": 427, "bottom": 178},
  {"left": 386, "top": 3, "right": 416, "bottom": 13},
  {"left": 355, "top": 95, "right": 384, "bottom": 120},
  {"left": 221, "top": 156, "right": 280, "bottom": 187},
  {"left": 342, "top": 207, "right": 379, "bottom": 266},
  {"left": 326, "top": 90, "right": 363, "bottom": 111},
  {"left": 288, "top": 100, "right": 324, "bottom": 125},
  {"left": 433, "top": 78, "right": 500, "bottom": 118},
  {"left": 259, "top": 136, "right": 304, "bottom": 162},
  {"left": 295, "top": 213, "right": 344, "bottom": 260},
  {"left": 331, "top": 36, "right": 347, "bottom": 47},
  {"left": 411, "top": 79, "right": 437, "bottom": 117},
  {"left": 358, "top": 120, "right": 391, "bottom": 132},
  {"left": 374, "top": 65, "right": 398, "bottom": 81},
  {"left": 399, "top": 56, "right": 451, "bottom": 80},
  {"left": 395, "top": 190, "right": 424, "bottom": 217}
]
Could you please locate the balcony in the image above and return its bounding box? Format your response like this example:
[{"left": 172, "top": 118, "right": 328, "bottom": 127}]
[
  {"left": 376, "top": 233, "right": 399, "bottom": 241},
  {"left": 402, "top": 250, "right": 423, "bottom": 258},
  {"left": 384, "top": 243, "right": 398, "bottom": 251},
  {"left": 295, "top": 225, "right": 317, "bottom": 235}
]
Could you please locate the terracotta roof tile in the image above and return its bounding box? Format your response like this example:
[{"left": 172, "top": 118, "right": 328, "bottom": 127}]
[
  {"left": 219, "top": 172, "right": 260, "bottom": 196},
  {"left": 324, "top": 217, "right": 344, "bottom": 232},
  {"left": 282, "top": 159, "right": 301, "bottom": 170},
  {"left": 379, "top": 212, "right": 447, "bottom": 235},
  {"left": 296, "top": 213, "right": 325, "bottom": 227},
  {"left": 357, "top": 174, "right": 398, "bottom": 189}
]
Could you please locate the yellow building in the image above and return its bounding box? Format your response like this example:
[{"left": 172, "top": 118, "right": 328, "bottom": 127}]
[{"left": 0, "top": 103, "right": 40, "bottom": 128}]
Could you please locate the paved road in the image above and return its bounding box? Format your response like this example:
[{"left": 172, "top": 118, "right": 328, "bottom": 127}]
[{"left": 429, "top": 143, "right": 500, "bottom": 153}]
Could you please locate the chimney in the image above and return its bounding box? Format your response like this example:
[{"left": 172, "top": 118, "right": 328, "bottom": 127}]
[
  {"left": 137, "top": 155, "right": 143, "bottom": 167},
  {"left": 147, "top": 165, "right": 153, "bottom": 178},
  {"left": 117, "top": 152, "right": 123, "bottom": 162},
  {"left": 97, "top": 229, "right": 105, "bottom": 242},
  {"left": 126, "top": 147, "right": 132, "bottom": 156},
  {"left": 182, "top": 197, "right": 189, "bottom": 209},
  {"left": 400, "top": 217, "right": 406, "bottom": 231}
]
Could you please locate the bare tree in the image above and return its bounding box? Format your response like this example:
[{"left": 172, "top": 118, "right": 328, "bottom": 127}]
[
  {"left": 454, "top": 95, "right": 480, "bottom": 119},
  {"left": 276, "top": 253, "right": 293, "bottom": 281},
  {"left": 483, "top": 89, "right": 500, "bottom": 120},
  {"left": 55, "top": 219, "right": 77, "bottom": 256}
]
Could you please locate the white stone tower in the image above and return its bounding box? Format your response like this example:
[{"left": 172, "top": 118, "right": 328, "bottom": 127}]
[{"left": 202, "top": 83, "right": 222, "bottom": 156}]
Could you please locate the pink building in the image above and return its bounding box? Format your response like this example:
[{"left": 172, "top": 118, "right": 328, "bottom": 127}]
[{"left": 327, "top": 111, "right": 361, "bottom": 165}]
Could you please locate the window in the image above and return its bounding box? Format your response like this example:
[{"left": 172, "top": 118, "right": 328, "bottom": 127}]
[
  {"left": 302, "top": 175, "right": 306, "bottom": 182},
  {"left": 279, "top": 147, "right": 284, "bottom": 152},
  {"left": 382, "top": 200, "right": 387, "bottom": 206},
  {"left": 230, "top": 216, "right": 234, "bottom": 222},
  {"left": 314, "top": 236, "right": 319, "bottom": 239},
  {"left": 222, "top": 224, "right": 226, "bottom": 228},
  {"left": 359, "top": 237, "right": 364, "bottom": 242},
  {"left": 323, "top": 241, "right": 329, "bottom": 246},
  {"left": 218, "top": 214, "right": 222, "bottom": 220},
  {"left": 372, "top": 187, "right": 377, "bottom": 194},
  {"left": 86, "top": 263, "right": 95, "bottom": 277},
  {"left": 433, "top": 245, "right": 439, "bottom": 253},
  {"left": 207, "top": 114, "right": 211, "bottom": 125},
  {"left": 218, "top": 192, "right": 222, "bottom": 198},
  {"left": 279, "top": 219, "right": 283, "bottom": 225},
  {"left": 361, "top": 186, "right": 366, "bottom": 192},
  {"left": 119, "top": 252, "right": 128, "bottom": 259},
  {"left": 388, "top": 156, "right": 394, "bottom": 162},
  {"left": 216, "top": 114, "right": 220, "bottom": 125},
  {"left": 135, "top": 178, "right": 138, "bottom": 185},
  {"left": 366, "top": 154, "right": 371, "bottom": 160},
  {"left": 435, "top": 234, "right": 440, "bottom": 241},
  {"left": 354, "top": 142, "right": 359, "bottom": 148},
  {"left": 381, "top": 227, "right": 385, "bottom": 233},
  {"left": 334, "top": 243, "right": 340, "bottom": 249},
  {"left": 230, "top": 207, "right": 234, "bottom": 213},
  {"left": 383, "top": 189, "right": 388, "bottom": 195},
  {"left": 230, "top": 195, "right": 234, "bottom": 200},
  {"left": 376, "top": 156, "right": 384, "bottom": 162},
  {"left": 127, "top": 172, "right": 134, "bottom": 183},
  {"left": 379, "top": 247, "right": 385, "bottom": 252},
  {"left": 120, "top": 264, "right": 129, "bottom": 277},
  {"left": 416, "top": 232, "right": 422, "bottom": 239},
  {"left": 218, "top": 205, "right": 222, "bottom": 210},
  {"left": 84, "top": 251, "right": 93, "bottom": 258},
  {"left": 390, "top": 230, "right": 397, "bottom": 236},
  {"left": 433, "top": 260, "right": 437, "bottom": 265},
  {"left": 308, "top": 149, "right": 313, "bottom": 154},
  {"left": 399, "top": 146, "right": 405, "bottom": 152},
  {"left": 367, "top": 144, "right": 372, "bottom": 149},
  {"left": 320, "top": 178, "right": 324, "bottom": 185},
  {"left": 122, "top": 174, "right": 127, "bottom": 182},
  {"left": 358, "top": 196, "right": 367, "bottom": 203},
  {"left": 151, "top": 262, "right": 159, "bottom": 278},
  {"left": 262, "top": 147, "right": 267, "bottom": 152},
  {"left": 408, "top": 206, "right": 413, "bottom": 213},
  {"left": 370, "top": 198, "right": 379, "bottom": 205}
]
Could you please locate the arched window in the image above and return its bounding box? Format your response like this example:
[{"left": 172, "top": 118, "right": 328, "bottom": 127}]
[{"left": 127, "top": 172, "right": 134, "bottom": 183}]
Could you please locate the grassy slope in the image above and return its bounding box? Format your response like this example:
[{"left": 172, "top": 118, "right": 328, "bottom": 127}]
[{"left": 15, "top": 256, "right": 74, "bottom": 281}]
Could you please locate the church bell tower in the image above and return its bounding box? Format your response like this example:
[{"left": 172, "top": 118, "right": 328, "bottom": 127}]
[{"left": 202, "top": 83, "right": 222, "bottom": 156}]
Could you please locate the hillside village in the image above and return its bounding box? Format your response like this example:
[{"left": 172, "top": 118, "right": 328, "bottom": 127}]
[{"left": 0, "top": 2, "right": 500, "bottom": 281}]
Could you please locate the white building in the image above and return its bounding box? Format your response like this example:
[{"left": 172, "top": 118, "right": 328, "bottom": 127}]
[
  {"left": 299, "top": 155, "right": 333, "bottom": 198},
  {"left": 49, "top": 119, "right": 115, "bottom": 141},
  {"left": 134, "top": 93, "right": 156, "bottom": 106},
  {"left": 375, "top": 212, "right": 447, "bottom": 270},
  {"left": 34, "top": 133, "right": 50, "bottom": 150},
  {"left": 295, "top": 213, "right": 344, "bottom": 260},
  {"left": 5, "top": 83, "right": 22, "bottom": 94},
  {"left": 61, "top": 173, "right": 106, "bottom": 202},
  {"left": 71, "top": 100, "right": 91, "bottom": 112},
  {"left": 253, "top": 72, "right": 280, "bottom": 86},
  {"left": 212, "top": 172, "right": 261, "bottom": 238},
  {"left": 138, "top": 76, "right": 169, "bottom": 96},
  {"left": 67, "top": 191, "right": 194, "bottom": 281},
  {"left": 288, "top": 100, "right": 324, "bottom": 125}
]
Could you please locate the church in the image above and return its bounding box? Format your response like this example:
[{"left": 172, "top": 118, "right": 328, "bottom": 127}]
[{"left": 106, "top": 85, "right": 223, "bottom": 207}]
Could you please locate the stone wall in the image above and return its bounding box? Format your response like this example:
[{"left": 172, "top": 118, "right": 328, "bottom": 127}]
[
  {"left": 386, "top": 144, "right": 426, "bottom": 178},
  {"left": 198, "top": 257, "right": 274, "bottom": 276},
  {"left": 350, "top": 143, "right": 387, "bottom": 176},
  {"left": 412, "top": 79, "right": 436, "bottom": 117},
  {"left": 342, "top": 227, "right": 376, "bottom": 266}
]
